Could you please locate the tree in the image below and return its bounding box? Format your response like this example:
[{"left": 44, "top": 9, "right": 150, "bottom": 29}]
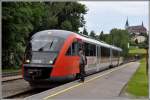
[
  {"left": 135, "top": 39, "right": 138, "bottom": 44},
  {"left": 2, "top": 2, "right": 87, "bottom": 69},
  {"left": 97, "top": 28, "right": 130, "bottom": 57},
  {"left": 110, "top": 28, "right": 130, "bottom": 57},
  {"left": 61, "top": 20, "right": 72, "bottom": 31},
  {"left": 82, "top": 27, "right": 88, "bottom": 35},
  {"left": 90, "top": 30, "right": 96, "bottom": 38},
  {"left": 99, "top": 31, "right": 104, "bottom": 40}
]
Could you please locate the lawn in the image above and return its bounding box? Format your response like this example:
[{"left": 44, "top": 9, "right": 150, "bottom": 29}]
[
  {"left": 126, "top": 57, "right": 148, "bottom": 97},
  {"left": 2, "top": 68, "right": 21, "bottom": 73},
  {"left": 129, "top": 48, "right": 146, "bottom": 54}
]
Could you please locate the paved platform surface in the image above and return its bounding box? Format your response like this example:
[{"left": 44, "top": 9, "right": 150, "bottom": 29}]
[{"left": 25, "top": 62, "right": 139, "bottom": 99}]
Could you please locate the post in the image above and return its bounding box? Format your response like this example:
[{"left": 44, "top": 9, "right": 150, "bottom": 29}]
[{"left": 146, "top": 46, "right": 148, "bottom": 76}]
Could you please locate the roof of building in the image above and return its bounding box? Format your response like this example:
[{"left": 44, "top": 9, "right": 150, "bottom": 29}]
[{"left": 127, "top": 25, "right": 147, "bottom": 33}]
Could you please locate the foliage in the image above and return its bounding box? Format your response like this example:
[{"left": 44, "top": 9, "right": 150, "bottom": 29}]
[
  {"left": 129, "top": 48, "right": 146, "bottom": 54},
  {"left": 2, "top": 2, "right": 87, "bottom": 69},
  {"left": 82, "top": 27, "right": 88, "bottom": 35},
  {"left": 99, "top": 31, "right": 104, "bottom": 40},
  {"left": 110, "top": 29, "right": 130, "bottom": 57},
  {"left": 61, "top": 20, "right": 72, "bottom": 31},
  {"left": 89, "top": 30, "right": 96, "bottom": 38},
  {"left": 98, "top": 28, "right": 130, "bottom": 57}
]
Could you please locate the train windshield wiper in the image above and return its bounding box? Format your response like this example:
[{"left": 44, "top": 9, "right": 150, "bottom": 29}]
[{"left": 38, "top": 41, "right": 53, "bottom": 51}]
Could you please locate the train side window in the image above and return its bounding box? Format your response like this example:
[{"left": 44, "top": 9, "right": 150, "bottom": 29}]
[
  {"left": 66, "top": 41, "right": 78, "bottom": 56},
  {"left": 101, "top": 46, "right": 110, "bottom": 57},
  {"left": 84, "top": 42, "right": 96, "bottom": 56},
  {"left": 84, "top": 42, "right": 89, "bottom": 56},
  {"left": 112, "top": 49, "right": 119, "bottom": 57}
]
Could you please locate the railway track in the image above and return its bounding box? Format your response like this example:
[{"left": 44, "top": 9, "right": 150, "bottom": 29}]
[
  {"left": 5, "top": 88, "right": 48, "bottom": 99},
  {"left": 3, "top": 80, "right": 69, "bottom": 99},
  {"left": 2, "top": 71, "right": 21, "bottom": 77}
]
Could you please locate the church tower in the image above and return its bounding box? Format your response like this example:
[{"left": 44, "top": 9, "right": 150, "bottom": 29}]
[
  {"left": 125, "top": 18, "right": 129, "bottom": 29},
  {"left": 142, "top": 21, "right": 144, "bottom": 27}
]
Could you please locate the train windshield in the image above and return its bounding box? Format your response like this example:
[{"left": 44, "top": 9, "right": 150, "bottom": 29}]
[
  {"left": 31, "top": 36, "right": 63, "bottom": 52},
  {"left": 25, "top": 34, "right": 64, "bottom": 64}
]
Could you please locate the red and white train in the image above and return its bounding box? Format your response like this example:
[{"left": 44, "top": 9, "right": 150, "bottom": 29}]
[{"left": 22, "top": 30, "right": 123, "bottom": 85}]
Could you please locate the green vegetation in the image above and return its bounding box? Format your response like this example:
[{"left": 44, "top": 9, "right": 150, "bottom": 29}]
[
  {"left": 90, "top": 30, "right": 96, "bottom": 38},
  {"left": 128, "top": 47, "right": 147, "bottom": 59},
  {"left": 126, "top": 57, "right": 148, "bottom": 97},
  {"left": 129, "top": 48, "right": 146, "bottom": 54},
  {"left": 82, "top": 27, "right": 88, "bottom": 35},
  {"left": 99, "top": 28, "right": 130, "bottom": 57},
  {"left": 2, "top": 68, "right": 21, "bottom": 73},
  {"left": 2, "top": 2, "right": 87, "bottom": 69}
]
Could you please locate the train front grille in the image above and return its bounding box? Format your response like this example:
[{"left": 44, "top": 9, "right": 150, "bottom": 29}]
[{"left": 24, "top": 67, "right": 52, "bottom": 80}]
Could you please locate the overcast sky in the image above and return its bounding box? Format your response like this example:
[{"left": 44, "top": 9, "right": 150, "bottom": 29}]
[{"left": 79, "top": 1, "right": 149, "bottom": 35}]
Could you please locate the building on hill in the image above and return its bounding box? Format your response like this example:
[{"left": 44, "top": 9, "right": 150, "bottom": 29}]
[{"left": 125, "top": 18, "right": 147, "bottom": 43}]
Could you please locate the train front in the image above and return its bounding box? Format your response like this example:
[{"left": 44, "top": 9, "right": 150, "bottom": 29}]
[{"left": 22, "top": 30, "right": 64, "bottom": 83}]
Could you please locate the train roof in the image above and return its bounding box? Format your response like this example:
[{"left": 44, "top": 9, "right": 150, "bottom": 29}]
[{"left": 33, "top": 30, "right": 122, "bottom": 51}]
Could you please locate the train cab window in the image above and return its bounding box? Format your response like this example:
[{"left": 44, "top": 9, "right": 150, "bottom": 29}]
[{"left": 66, "top": 41, "right": 78, "bottom": 56}]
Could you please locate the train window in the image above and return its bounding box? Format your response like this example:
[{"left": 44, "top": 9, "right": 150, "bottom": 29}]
[
  {"left": 112, "top": 49, "right": 119, "bottom": 57},
  {"left": 31, "top": 36, "right": 64, "bottom": 52},
  {"left": 90, "top": 44, "right": 96, "bottom": 56},
  {"left": 84, "top": 43, "right": 90, "bottom": 56},
  {"left": 66, "top": 41, "right": 78, "bottom": 56},
  {"left": 84, "top": 42, "right": 96, "bottom": 56},
  {"left": 101, "top": 46, "right": 110, "bottom": 57}
]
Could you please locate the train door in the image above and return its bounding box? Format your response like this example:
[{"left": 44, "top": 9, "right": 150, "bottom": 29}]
[
  {"left": 96, "top": 45, "right": 101, "bottom": 69},
  {"left": 98, "top": 46, "right": 101, "bottom": 64},
  {"left": 96, "top": 45, "right": 98, "bottom": 71},
  {"left": 62, "top": 39, "right": 81, "bottom": 75},
  {"left": 110, "top": 48, "right": 112, "bottom": 66}
]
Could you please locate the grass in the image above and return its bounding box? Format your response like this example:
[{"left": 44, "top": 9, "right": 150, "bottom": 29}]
[
  {"left": 129, "top": 48, "right": 146, "bottom": 54},
  {"left": 126, "top": 56, "right": 148, "bottom": 97},
  {"left": 2, "top": 68, "right": 21, "bottom": 73}
]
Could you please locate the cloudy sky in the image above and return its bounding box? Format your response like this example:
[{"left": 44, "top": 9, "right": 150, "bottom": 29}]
[{"left": 79, "top": 1, "right": 149, "bottom": 34}]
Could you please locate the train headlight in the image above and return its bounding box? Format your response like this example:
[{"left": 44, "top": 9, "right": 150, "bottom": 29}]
[
  {"left": 26, "top": 59, "right": 30, "bottom": 63},
  {"left": 49, "top": 60, "right": 53, "bottom": 64}
]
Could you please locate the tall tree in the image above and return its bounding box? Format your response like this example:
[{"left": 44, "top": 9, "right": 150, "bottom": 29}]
[
  {"left": 82, "top": 27, "right": 88, "bottom": 35},
  {"left": 99, "top": 31, "right": 104, "bottom": 40},
  {"left": 90, "top": 30, "right": 96, "bottom": 38},
  {"left": 110, "top": 28, "right": 130, "bottom": 57}
]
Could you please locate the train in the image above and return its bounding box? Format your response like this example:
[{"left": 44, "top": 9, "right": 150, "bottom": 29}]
[{"left": 22, "top": 30, "right": 123, "bottom": 86}]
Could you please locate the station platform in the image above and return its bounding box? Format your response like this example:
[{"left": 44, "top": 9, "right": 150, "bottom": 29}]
[{"left": 25, "top": 62, "right": 139, "bottom": 99}]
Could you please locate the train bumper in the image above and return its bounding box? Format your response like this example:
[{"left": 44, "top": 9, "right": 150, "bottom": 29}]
[{"left": 23, "top": 64, "right": 53, "bottom": 81}]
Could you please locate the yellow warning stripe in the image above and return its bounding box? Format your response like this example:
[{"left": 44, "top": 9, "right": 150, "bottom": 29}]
[{"left": 43, "top": 62, "right": 132, "bottom": 100}]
